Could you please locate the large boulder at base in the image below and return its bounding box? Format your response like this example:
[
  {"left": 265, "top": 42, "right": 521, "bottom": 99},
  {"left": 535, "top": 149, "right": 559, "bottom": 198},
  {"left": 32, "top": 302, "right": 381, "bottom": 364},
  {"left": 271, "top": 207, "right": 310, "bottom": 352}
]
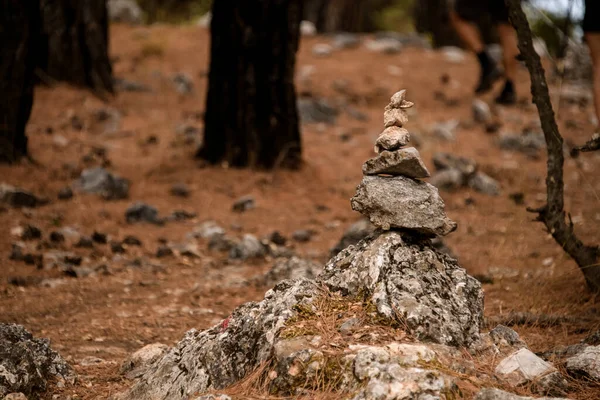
[
  {"left": 351, "top": 176, "right": 457, "bottom": 236},
  {"left": 121, "top": 231, "right": 484, "bottom": 399},
  {"left": 474, "top": 388, "right": 571, "bottom": 400},
  {"left": 123, "top": 279, "right": 319, "bottom": 399},
  {"left": 320, "top": 231, "right": 483, "bottom": 347},
  {"left": 0, "top": 324, "right": 75, "bottom": 398}
]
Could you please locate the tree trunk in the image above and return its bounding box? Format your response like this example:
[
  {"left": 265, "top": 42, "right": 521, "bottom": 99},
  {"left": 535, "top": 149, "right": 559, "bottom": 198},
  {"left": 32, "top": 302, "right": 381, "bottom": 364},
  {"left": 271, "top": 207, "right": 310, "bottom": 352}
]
[
  {"left": 0, "top": 0, "right": 113, "bottom": 163},
  {"left": 0, "top": 0, "right": 39, "bottom": 163},
  {"left": 197, "top": 0, "right": 302, "bottom": 169},
  {"left": 38, "top": 0, "right": 113, "bottom": 95},
  {"left": 505, "top": 0, "right": 600, "bottom": 292}
]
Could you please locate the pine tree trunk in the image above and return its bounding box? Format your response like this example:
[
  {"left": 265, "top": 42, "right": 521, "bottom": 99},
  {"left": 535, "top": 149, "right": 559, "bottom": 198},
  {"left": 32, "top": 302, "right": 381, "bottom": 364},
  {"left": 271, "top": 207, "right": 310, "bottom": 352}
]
[
  {"left": 0, "top": 0, "right": 113, "bottom": 163},
  {"left": 38, "top": 0, "right": 113, "bottom": 95},
  {"left": 197, "top": 0, "right": 302, "bottom": 169},
  {"left": 0, "top": 0, "right": 39, "bottom": 163}
]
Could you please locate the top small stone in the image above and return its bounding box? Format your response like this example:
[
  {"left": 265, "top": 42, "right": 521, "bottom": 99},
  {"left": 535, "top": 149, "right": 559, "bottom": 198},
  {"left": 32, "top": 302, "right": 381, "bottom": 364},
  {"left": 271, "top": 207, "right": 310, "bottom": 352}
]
[{"left": 389, "top": 89, "right": 414, "bottom": 109}]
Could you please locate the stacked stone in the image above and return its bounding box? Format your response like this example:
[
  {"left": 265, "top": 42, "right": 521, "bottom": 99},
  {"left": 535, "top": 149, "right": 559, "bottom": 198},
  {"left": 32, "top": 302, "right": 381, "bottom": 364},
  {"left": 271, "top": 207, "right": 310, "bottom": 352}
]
[{"left": 351, "top": 90, "right": 457, "bottom": 236}]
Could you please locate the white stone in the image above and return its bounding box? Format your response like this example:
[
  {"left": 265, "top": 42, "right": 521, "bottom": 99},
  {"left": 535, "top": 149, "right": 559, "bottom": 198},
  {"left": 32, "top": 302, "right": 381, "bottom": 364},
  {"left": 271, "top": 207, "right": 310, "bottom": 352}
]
[{"left": 495, "top": 348, "right": 556, "bottom": 386}]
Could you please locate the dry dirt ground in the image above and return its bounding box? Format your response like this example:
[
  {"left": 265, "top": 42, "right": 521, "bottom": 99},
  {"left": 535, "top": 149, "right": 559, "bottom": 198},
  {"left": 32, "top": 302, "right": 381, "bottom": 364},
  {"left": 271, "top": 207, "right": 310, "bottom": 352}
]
[{"left": 1, "top": 24, "right": 599, "bottom": 399}]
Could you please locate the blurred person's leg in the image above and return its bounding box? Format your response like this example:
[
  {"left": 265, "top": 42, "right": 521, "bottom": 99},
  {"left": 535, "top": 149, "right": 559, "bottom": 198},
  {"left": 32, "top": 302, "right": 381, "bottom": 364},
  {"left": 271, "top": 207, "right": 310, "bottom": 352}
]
[
  {"left": 491, "top": 0, "right": 517, "bottom": 104},
  {"left": 451, "top": 1, "right": 502, "bottom": 94},
  {"left": 584, "top": 0, "right": 600, "bottom": 129}
]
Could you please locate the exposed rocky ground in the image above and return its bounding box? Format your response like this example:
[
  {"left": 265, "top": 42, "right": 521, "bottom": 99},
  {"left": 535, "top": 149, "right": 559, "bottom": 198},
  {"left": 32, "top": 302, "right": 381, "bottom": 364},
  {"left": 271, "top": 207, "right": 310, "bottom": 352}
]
[{"left": 1, "top": 17, "right": 600, "bottom": 400}]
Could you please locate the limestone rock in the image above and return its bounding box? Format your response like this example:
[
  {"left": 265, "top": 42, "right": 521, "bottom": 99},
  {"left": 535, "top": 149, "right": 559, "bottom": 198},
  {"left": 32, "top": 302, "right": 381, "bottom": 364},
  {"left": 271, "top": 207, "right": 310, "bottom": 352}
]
[
  {"left": 489, "top": 325, "right": 527, "bottom": 351},
  {"left": 432, "top": 152, "right": 477, "bottom": 177},
  {"left": 495, "top": 348, "right": 556, "bottom": 387},
  {"left": 374, "top": 126, "right": 410, "bottom": 153},
  {"left": 0, "top": 184, "right": 45, "bottom": 208},
  {"left": 362, "top": 148, "right": 430, "bottom": 179},
  {"left": 351, "top": 175, "right": 457, "bottom": 236},
  {"left": 383, "top": 106, "right": 408, "bottom": 128},
  {"left": 565, "top": 345, "right": 600, "bottom": 380},
  {"left": 75, "top": 167, "right": 129, "bottom": 200},
  {"left": 474, "top": 388, "right": 571, "bottom": 400},
  {"left": 468, "top": 171, "right": 501, "bottom": 196},
  {"left": 108, "top": 0, "right": 143, "bottom": 24},
  {"left": 320, "top": 232, "right": 483, "bottom": 346},
  {"left": 121, "top": 343, "right": 169, "bottom": 379},
  {"left": 429, "top": 169, "right": 465, "bottom": 191},
  {"left": 123, "top": 279, "right": 319, "bottom": 399},
  {"left": 0, "top": 324, "right": 75, "bottom": 398},
  {"left": 389, "top": 90, "right": 414, "bottom": 109},
  {"left": 473, "top": 99, "right": 492, "bottom": 123},
  {"left": 350, "top": 344, "right": 456, "bottom": 400}
]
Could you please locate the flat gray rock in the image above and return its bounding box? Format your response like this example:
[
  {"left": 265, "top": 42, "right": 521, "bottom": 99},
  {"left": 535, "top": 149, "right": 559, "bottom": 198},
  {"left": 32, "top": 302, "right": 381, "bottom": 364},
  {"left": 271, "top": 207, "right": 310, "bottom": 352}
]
[
  {"left": 374, "top": 126, "right": 410, "bottom": 152},
  {"left": 351, "top": 175, "right": 456, "bottom": 236},
  {"left": 565, "top": 345, "right": 600, "bottom": 380},
  {"left": 362, "top": 147, "right": 430, "bottom": 178}
]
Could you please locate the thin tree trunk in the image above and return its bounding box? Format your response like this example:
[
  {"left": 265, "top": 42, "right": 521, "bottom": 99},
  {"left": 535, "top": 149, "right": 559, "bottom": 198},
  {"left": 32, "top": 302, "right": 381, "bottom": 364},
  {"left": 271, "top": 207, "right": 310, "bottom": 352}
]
[
  {"left": 505, "top": 0, "right": 600, "bottom": 292},
  {"left": 197, "top": 0, "right": 302, "bottom": 169},
  {"left": 0, "top": 0, "right": 39, "bottom": 162}
]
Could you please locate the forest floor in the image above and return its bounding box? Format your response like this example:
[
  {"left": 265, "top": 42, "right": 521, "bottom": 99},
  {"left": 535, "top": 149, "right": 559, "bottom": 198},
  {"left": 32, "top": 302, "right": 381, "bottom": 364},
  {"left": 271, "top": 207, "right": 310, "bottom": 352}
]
[{"left": 1, "top": 24, "right": 599, "bottom": 399}]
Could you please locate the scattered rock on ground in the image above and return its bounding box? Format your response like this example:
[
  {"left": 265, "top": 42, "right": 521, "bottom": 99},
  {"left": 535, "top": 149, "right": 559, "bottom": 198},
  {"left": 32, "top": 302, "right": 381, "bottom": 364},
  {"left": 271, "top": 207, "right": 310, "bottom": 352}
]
[
  {"left": 364, "top": 37, "right": 403, "bottom": 54},
  {"left": 292, "top": 229, "right": 314, "bottom": 243},
  {"left": 330, "top": 219, "right": 375, "bottom": 257},
  {"left": 170, "top": 183, "right": 190, "bottom": 198},
  {"left": 297, "top": 96, "right": 338, "bottom": 125},
  {"left": 312, "top": 43, "right": 333, "bottom": 57},
  {"left": 468, "top": 171, "right": 501, "bottom": 196},
  {"left": 125, "top": 202, "right": 164, "bottom": 225},
  {"left": 172, "top": 73, "right": 194, "bottom": 95},
  {"left": 0, "top": 324, "right": 75, "bottom": 398},
  {"left": 228, "top": 234, "right": 266, "bottom": 260},
  {"left": 260, "top": 256, "right": 322, "bottom": 287},
  {"left": 0, "top": 183, "right": 46, "bottom": 208},
  {"left": 57, "top": 186, "right": 73, "bottom": 200},
  {"left": 497, "top": 132, "right": 546, "bottom": 155},
  {"left": 332, "top": 33, "right": 360, "bottom": 49},
  {"left": 114, "top": 77, "right": 152, "bottom": 92},
  {"left": 495, "top": 348, "right": 557, "bottom": 387},
  {"left": 300, "top": 20, "right": 316, "bottom": 36},
  {"left": 75, "top": 167, "right": 129, "bottom": 200},
  {"left": 473, "top": 99, "right": 492, "bottom": 124},
  {"left": 565, "top": 345, "right": 600, "bottom": 380},
  {"left": 232, "top": 195, "right": 255, "bottom": 212},
  {"left": 107, "top": 0, "right": 143, "bottom": 24}
]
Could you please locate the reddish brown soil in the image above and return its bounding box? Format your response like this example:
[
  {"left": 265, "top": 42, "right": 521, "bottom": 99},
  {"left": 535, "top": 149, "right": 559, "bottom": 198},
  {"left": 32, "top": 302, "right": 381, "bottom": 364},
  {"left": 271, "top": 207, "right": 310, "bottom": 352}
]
[{"left": 1, "top": 25, "right": 599, "bottom": 399}]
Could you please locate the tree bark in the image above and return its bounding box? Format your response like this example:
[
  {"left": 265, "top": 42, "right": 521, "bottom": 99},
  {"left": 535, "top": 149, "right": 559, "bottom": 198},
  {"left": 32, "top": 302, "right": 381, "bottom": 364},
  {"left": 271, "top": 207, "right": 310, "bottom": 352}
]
[
  {"left": 38, "top": 0, "right": 113, "bottom": 95},
  {"left": 505, "top": 0, "right": 600, "bottom": 292},
  {"left": 0, "top": 0, "right": 39, "bottom": 163},
  {"left": 197, "top": 0, "right": 302, "bottom": 169}
]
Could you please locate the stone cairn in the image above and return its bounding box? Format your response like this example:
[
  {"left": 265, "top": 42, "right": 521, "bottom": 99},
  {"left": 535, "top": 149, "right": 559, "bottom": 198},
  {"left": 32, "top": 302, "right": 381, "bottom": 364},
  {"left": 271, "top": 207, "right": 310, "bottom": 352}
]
[{"left": 351, "top": 90, "right": 457, "bottom": 236}]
